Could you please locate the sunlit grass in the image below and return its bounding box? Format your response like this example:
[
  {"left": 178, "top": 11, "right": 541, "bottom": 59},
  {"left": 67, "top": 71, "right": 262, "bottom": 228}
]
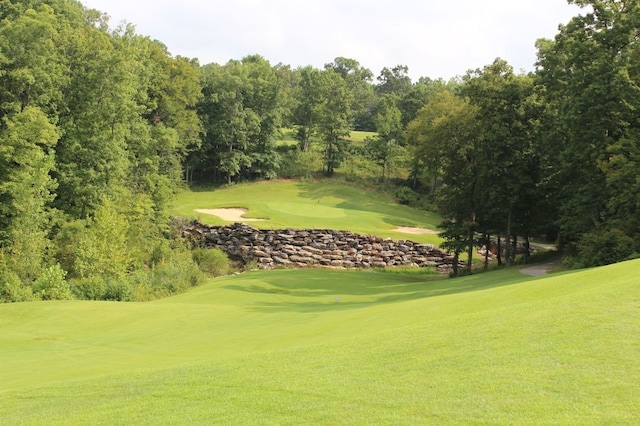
[
  {"left": 1, "top": 260, "right": 638, "bottom": 424},
  {"left": 172, "top": 180, "right": 443, "bottom": 244}
]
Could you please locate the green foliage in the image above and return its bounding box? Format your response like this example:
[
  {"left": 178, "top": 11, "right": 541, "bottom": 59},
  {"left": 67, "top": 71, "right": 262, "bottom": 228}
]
[
  {"left": 316, "top": 69, "right": 354, "bottom": 175},
  {"left": 192, "top": 247, "right": 230, "bottom": 277},
  {"left": 276, "top": 146, "right": 322, "bottom": 179},
  {"left": 74, "top": 198, "right": 131, "bottom": 280},
  {"left": 195, "top": 55, "right": 283, "bottom": 183},
  {"left": 53, "top": 220, "right": 86, "bottom": 277},
  {"left": 569, "top": 227, "right": 637, "bottom": 268},
  {"left": 102, "top": 277, "right": 133, "bottom": 302},
  {"left": 394, "top": 186, "right": 419, "bottom": 205},
  {"left": 0, "top": 269, "right": 35, "bottom": 302},
  {"left": 33, "top": 264, "right": 72, "bottom": 301},
  {"left": 70, "top": 276, "right": 106, "bottom": 301},
  {"left": 0, "top": 106, "right": 59, "bottom": 283},
  {"left": 536, "top": 0, "right": 640, "bottom": 261}
]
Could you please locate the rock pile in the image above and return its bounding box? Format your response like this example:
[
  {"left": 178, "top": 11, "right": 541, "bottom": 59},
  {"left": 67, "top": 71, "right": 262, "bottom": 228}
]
[{"left": 183, "top": 222, "right": 462, "bottom": 273}]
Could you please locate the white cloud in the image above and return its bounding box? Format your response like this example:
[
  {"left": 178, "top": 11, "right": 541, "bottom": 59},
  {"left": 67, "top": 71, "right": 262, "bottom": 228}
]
[{"left": 82, "top": 0, "right": 582, "bottom": 80}]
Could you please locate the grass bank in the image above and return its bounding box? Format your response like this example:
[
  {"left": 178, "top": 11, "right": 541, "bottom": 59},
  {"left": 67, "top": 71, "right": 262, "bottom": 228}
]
[{"left": 1, "top": 260, "right": 638, "bottom": 423}]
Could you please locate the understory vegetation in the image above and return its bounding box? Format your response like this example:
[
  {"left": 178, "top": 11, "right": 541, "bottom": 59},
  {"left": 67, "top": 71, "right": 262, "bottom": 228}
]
[{"left": 1, "top": 0, "right": 639, "bottom": 303}]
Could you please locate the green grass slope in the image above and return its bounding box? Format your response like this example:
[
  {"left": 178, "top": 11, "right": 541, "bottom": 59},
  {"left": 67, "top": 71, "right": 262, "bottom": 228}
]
[
  {"left": 1, "top": 260, "right": 638, "bottom": 424},
  {"left": 172, "top": 180, "right": 442, "bottom": 244}
]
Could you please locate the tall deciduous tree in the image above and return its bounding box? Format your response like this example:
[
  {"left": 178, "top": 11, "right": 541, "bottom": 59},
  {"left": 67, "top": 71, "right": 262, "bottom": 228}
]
[
  {"left": 325, "top": 57, "right": 376, "bottom": 130},
  {"left": 197, "top": 55, "right": 283, "bottom": 183},
  {"left": 463, "top": 59, "right": 539, "bottom": 266},
  {"left": 292, "top": 66, "right": 324, "bottom": 152},
  {"left": 366, "top": 95, "right": 404, "bottom": 181},
  {"left": 406, "top": 91, "right": 468, "bottom": 194},
  {"left": 536, "top": 0, "right": 640, "bottom": 263},
  {"left": 0, "top": 107, "right": 59, "bottom": 283},
  {"left": 316, "top": 69, "right": 354, "bottom": 176}
]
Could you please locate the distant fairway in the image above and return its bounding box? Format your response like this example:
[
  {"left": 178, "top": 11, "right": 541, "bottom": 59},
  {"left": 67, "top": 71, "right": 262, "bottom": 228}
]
[
  {"left": 1, "top": 260, "right": 638, "bottom": 424},
  {"left": 172, "top": 180, "right": 443, "bottom": 243}
]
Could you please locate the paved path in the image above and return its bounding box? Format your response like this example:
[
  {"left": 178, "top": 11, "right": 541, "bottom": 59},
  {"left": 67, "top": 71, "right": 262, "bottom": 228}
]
[{"left": 520, "top": 259, "right": 562, "bottom": 277}]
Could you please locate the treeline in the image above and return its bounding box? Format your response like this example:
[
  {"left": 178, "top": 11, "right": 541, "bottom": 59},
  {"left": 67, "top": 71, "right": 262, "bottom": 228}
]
[
  {"left": 1, "top": 0, "right": 638, "bottom": 302},
  {"left": 0, "top": 0, "right": 225, "bottom": 302}
]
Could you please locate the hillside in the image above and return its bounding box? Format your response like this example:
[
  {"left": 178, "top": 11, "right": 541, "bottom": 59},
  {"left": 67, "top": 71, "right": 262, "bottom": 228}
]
[{"left": 1, "top": 260, "right": 638, "bottom": 424}]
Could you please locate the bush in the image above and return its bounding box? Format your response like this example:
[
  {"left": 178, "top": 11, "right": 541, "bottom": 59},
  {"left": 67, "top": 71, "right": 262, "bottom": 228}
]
[
  {"left": 0, "top": 270, "right": 37, "bottom": 302},
  {"left": 33, "top": 264, "right": 73, "bottom": 300},
  {"left": 53, "top": 220, "right": 86, "bottom": 278},
  {"left": 70, "top": 276, "right": 106, "bottom": 300},
  {"left": 573, "top": 227, "right": 636, "bottom": 267},
  {"left": 103, "top": 277, "right": 133, "bottom": 301},
  {"left": 395, "top": 186, "right": 418, "bottom": 205},
  {"left": 192, "top": 247, "right": 230, "bottom": 277},
  {"left": 277, "top": 148, "right": 322, "bottom": 179}
]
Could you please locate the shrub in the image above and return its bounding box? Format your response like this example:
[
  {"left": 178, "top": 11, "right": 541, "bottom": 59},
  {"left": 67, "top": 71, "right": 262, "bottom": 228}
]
[
  {"left": 103, "top": 277, "right": 133, "bottom": 301},
  {"left": 33, "top": 264, "right": 73, "bottom": 300},
  {"left": 130, "top": 274, "right": 155, "bottom": 302},
  {"left": 574, "top": 227, "right": 636, "bottom": 267},
  {"left": 0, "top": 270, "right": 37, "bottom": 302},
  {"left": 70, "top": 276, "right": 106, "bottom": 300},
  {"left": 395, "top": 186, "right": 418, "bottom": 205},
  {"left": 53, "top": 220, "right": 86, "bottom": 278},
  {"left": 192, "top": 247, "right": 230, "bottom": 277},
  {"left": 243, "top": 259, "right": 259, "bottom": 271},
  {"left": 277, "top": 148, "right": 322, "bottom": 179}
]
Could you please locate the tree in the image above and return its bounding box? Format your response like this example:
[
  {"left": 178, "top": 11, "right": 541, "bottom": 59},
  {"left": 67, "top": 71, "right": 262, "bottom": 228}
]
[
  {"left": 462, "top": 59, "right": 539, "bottom": 266},
  {"left": 316, "top": 69, "right": 354, "bottom": 176},
  {"left": 405, "top": 91, "right": 469, "bottom": 194},
  {"left": 366, "top": 95, "right": 404, "bottom": 181},
  {"left": 325, "top": 57, "right": 376, "bottom": 130},
  {"left": 0, "top": 107, "right": 59, "bottom": 283},
  {"left": 536, "top": 0, "right": 640, "bottom": 262},
  {"left": 376, "top": 65, "right": 412, "bottom": 97},
  {"left": 292, "top": 66, "right": 324, "bottom": 152},
  {"left": 434, "top": 100, "right": 482, "bottom": 275},
  {"left": 196, "top": 55, "right": 283, "bottom": 183},
  {"left": 398, "top": 77, "right": 458, "bottom": 128},
  {"left": 0, "top": 4, "right": 67, "bottom": 121}
]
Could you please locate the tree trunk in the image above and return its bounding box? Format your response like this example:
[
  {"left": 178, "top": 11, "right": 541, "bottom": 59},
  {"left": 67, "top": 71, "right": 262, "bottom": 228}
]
[
  {"left": 452, "top": 252, "right": 459, "bottom": 277},
  {"left": 505, "top": 206, "right": 513, "bottom": 266},
  {"left": 466, "top": 227, "right": 474, "bottom": 273},
  {"left": 483, "top": 233, "right": 490, "bottom": 272},
  {"left": 522, "top": 235, "right": 531, "bottom": 264}
]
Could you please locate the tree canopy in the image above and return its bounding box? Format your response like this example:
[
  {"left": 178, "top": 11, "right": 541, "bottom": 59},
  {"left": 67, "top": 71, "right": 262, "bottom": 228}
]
[{"left": 1, "top": 0, "right": 638, "bottom": 301}]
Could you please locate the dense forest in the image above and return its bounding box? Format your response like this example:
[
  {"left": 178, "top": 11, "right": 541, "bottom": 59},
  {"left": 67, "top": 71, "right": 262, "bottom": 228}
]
[{"left": 1, "top": 0, "right": 638, "bottom": 302}]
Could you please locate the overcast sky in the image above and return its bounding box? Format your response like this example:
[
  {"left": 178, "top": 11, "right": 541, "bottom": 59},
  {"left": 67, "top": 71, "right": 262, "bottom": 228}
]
[{"left": 81, "top": 0, "right": 584, "bottom": 81}]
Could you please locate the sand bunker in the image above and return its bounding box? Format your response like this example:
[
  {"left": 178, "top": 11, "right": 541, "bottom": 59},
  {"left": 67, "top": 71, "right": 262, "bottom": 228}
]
[
  {"left": 393, "top": 226, "right": 439, "bottom": 235},
  {"left": 195, "top": 208, "right": 266, "bottom": 222}
]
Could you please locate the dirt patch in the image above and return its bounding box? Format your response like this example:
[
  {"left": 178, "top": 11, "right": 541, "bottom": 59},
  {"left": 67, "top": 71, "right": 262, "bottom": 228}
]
[
  {"left": 392, "top": 226, "right": 439, "bottom": 235},
  {"left": 195, "top": 208, "right": 266, "bottom": 222}
]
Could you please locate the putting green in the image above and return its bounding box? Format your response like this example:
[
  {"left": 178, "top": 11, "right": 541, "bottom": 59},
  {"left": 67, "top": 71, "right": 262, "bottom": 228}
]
[
  {"left": 172, "top": 180, "right": 443, "bottom": 243},
  {"left": 265, "top": 201, "right": 347, "bottom": 218}
]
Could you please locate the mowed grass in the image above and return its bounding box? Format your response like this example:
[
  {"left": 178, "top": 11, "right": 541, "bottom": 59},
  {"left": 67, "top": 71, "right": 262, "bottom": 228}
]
[
  {"left": 347, "top": 130, "right": 377, "bottom": 142},
  {"left": 173, "top": 180, "right": 442, "bottom": 243},
  {"left": 1, "top": 260, "right": 639, "bottom": 424}
]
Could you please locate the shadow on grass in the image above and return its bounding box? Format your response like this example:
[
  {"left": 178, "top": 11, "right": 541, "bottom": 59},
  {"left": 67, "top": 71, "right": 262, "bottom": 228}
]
[
  {"left": 294, "top": 181, "right": 439, "bottom": 231},
  {"left": 224, "top": 269, "right": 535, "bottom": 313}
]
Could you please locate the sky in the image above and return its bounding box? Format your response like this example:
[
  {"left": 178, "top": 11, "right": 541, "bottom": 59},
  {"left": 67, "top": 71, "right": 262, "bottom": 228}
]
[{"left": 80, "top": 0, "right": 584, "bottom": 81}]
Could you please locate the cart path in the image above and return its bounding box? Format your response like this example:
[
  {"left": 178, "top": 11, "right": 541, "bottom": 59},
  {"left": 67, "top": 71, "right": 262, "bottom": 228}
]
[{"left": 520, "top": 259, "right": 562, "bottom": 276}]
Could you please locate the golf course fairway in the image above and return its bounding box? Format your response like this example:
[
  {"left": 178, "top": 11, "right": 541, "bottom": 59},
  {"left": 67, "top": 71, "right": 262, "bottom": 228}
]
[{"left": 1, "top": 260, "right": 638, "bottom": 424}]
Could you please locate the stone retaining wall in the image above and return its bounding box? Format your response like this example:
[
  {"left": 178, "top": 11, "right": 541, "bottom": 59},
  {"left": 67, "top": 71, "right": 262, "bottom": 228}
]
[{"left": 182, "top": 222, "right": 462, "bottom": 273}]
